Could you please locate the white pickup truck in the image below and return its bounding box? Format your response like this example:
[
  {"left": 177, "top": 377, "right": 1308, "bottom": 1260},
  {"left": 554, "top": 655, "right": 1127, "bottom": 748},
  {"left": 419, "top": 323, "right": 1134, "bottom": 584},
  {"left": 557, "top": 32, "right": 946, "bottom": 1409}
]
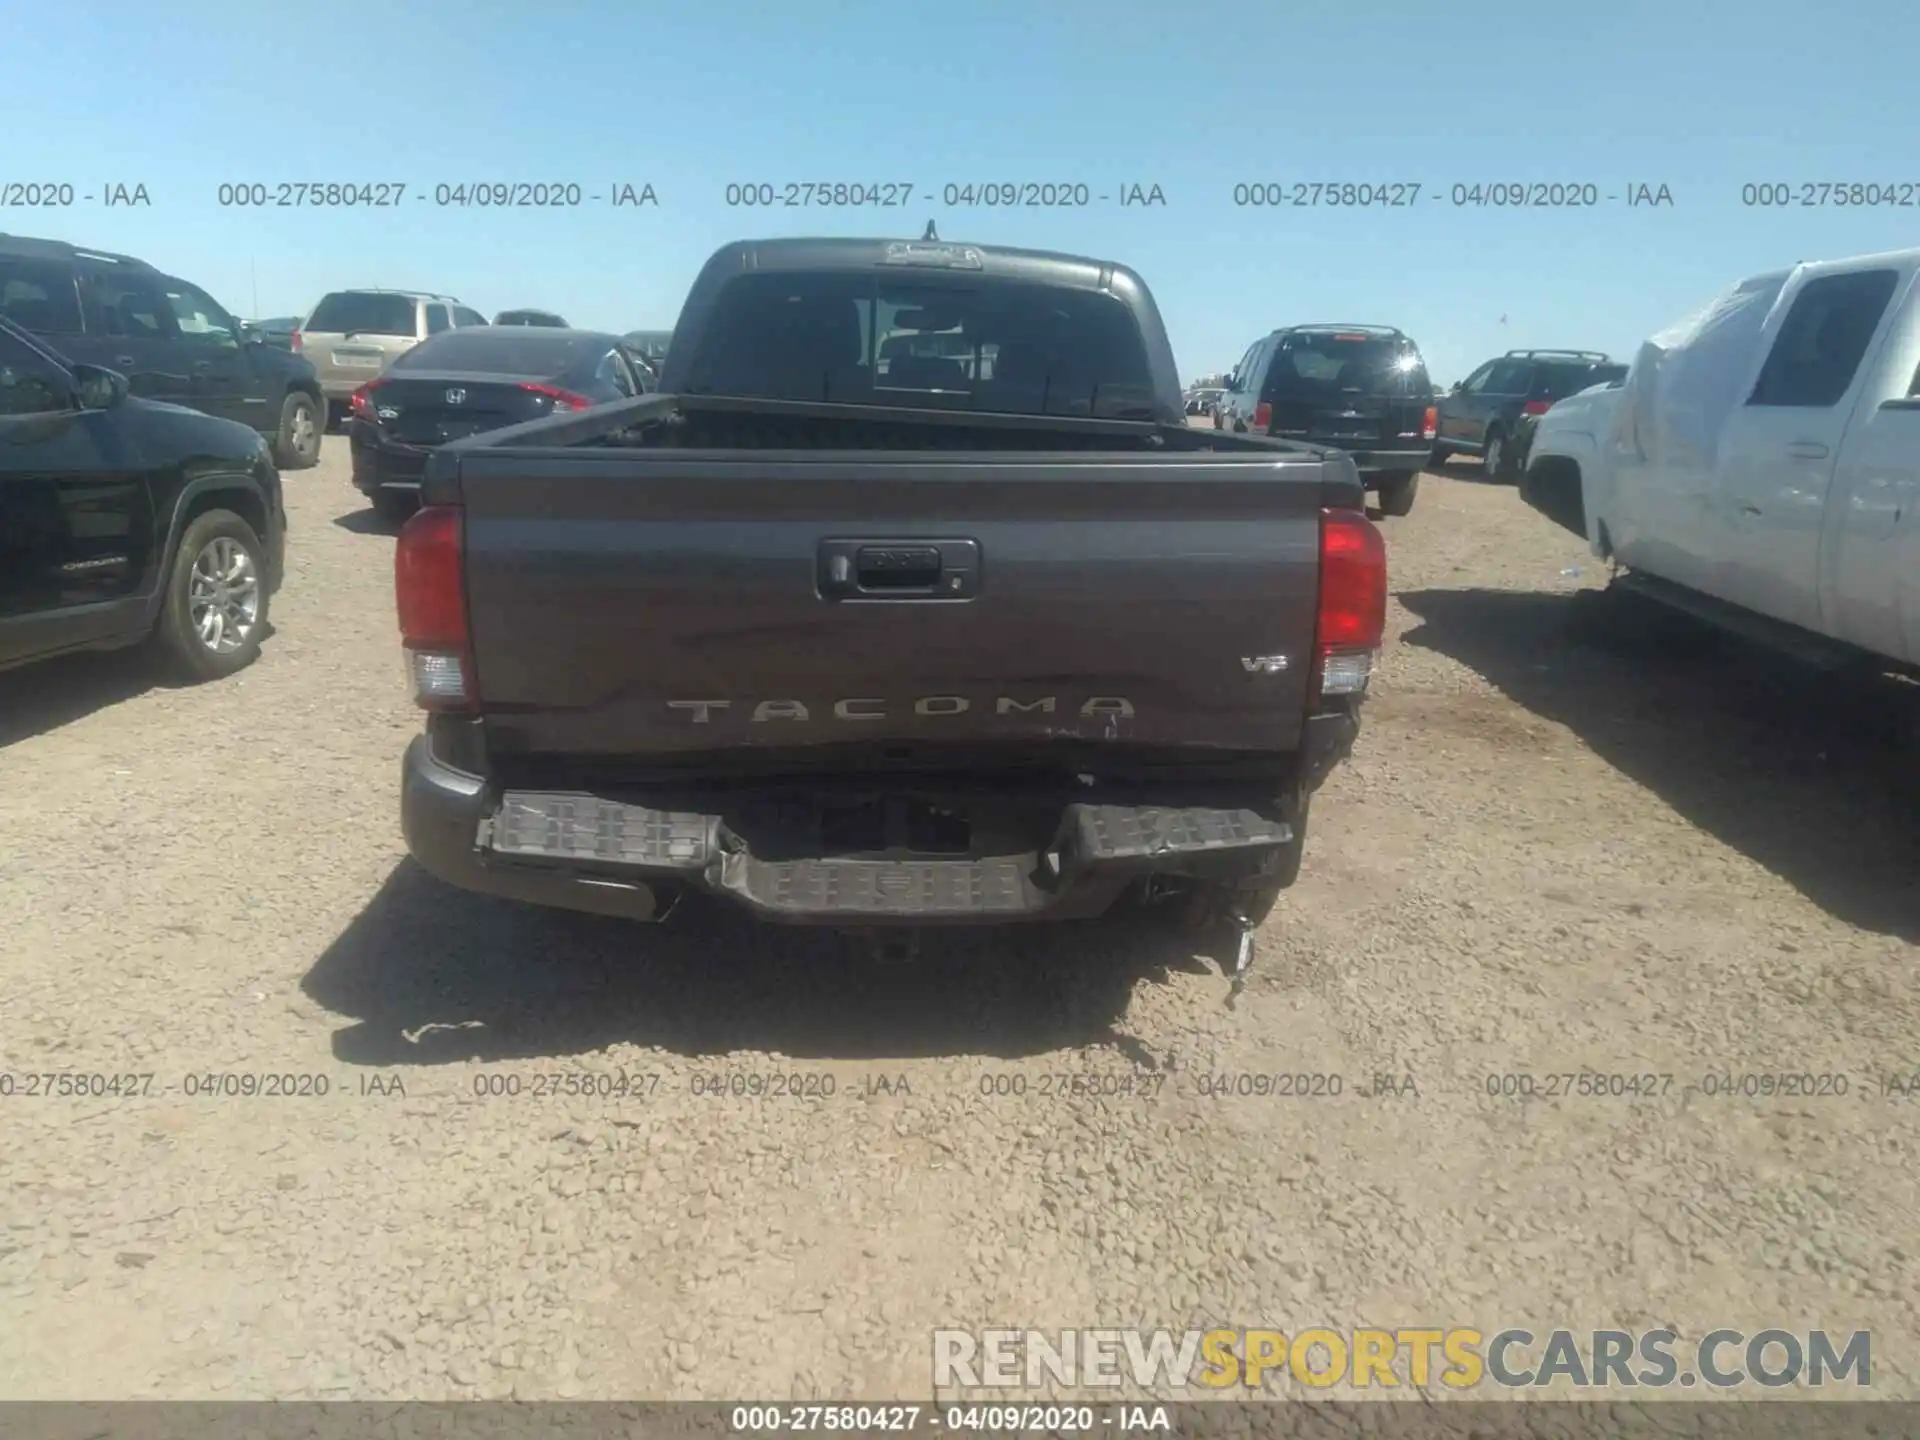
[{"left": 1521, "top": 245, "right": 1920, "bottom": 670}]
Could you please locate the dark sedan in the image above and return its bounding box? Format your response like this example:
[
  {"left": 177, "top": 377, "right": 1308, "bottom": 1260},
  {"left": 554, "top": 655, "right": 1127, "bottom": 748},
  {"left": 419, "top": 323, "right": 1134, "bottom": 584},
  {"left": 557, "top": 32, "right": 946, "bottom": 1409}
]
[
  {"left": 347, "top": 327, "right": 653, "bottom": 520},
  {"left": 242, "top": 315, "right": 303, "bottom": 349},
  {"left": 622, "top": 329, "right": 672, "bottom": 368},
  {"left": 493, "top": 308, "right": 569, "bottom": 327}
]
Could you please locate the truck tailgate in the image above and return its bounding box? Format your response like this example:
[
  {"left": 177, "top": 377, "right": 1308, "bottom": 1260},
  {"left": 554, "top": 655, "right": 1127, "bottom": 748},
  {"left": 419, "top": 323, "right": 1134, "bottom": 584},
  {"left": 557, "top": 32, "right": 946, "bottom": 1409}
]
[{"left": 452, "top": 448, "right": 1326, "bottom": 761}]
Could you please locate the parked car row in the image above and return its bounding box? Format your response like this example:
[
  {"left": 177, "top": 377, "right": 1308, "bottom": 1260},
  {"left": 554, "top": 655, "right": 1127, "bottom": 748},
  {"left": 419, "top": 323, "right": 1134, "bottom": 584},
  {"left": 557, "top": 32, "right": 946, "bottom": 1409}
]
[
  {"left": 0, "top": 228, "right": 681, "bottom": 685},
  {"left": 0, "top": 234, "right": 326, "bottom": 469},
  {"left": 1199, "top": 331, "right": 1627, "bottom": 515}
]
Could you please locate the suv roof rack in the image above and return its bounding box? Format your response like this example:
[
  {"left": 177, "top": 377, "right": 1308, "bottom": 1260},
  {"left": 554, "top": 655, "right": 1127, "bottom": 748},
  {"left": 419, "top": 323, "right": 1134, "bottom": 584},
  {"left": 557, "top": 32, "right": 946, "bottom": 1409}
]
[
  {"left": 0, "top": 233, "right": 156, "bottom": 270},
  {"left": 1283, "top": 323, "right": 1405, "bottom": 337},
  {"left": 328, "top": 287, "right": 459, "bottom": 301},
  {"left": 1506, "top": 348, "right": 1610, "bottom": 361}
]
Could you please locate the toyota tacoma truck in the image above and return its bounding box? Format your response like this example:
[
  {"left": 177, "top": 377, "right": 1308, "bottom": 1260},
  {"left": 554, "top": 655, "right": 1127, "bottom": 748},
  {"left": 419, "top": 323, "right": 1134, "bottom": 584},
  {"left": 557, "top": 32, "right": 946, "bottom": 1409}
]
[{"left": 395, "top": 233, "right": 1387, "bottom": 966}]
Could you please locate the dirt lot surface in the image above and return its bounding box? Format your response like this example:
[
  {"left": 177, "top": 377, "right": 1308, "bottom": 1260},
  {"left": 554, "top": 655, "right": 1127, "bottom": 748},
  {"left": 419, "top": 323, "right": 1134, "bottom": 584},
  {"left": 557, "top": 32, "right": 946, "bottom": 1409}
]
[{"left": 2, "top": 438, "right": 1917, "bottom": 1401}]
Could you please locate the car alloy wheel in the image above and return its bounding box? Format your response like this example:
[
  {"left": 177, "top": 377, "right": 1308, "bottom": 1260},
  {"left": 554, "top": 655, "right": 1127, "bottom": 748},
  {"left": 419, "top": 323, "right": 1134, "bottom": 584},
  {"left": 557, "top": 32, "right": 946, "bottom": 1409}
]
[{"left": 187, "top": 535, "right": 261, "bottom": 653}]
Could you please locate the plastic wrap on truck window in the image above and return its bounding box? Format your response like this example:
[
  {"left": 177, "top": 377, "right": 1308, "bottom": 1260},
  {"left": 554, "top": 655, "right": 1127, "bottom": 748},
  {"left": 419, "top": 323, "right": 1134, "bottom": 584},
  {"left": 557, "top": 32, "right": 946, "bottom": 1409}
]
[{"left": 1608, "top": 267, "right": 1794, "bottom": 471}]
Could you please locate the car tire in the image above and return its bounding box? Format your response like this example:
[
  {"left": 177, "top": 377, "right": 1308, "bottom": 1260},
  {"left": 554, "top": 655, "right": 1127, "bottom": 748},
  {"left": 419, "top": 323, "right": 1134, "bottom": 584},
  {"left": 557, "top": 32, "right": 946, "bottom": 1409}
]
[
  {"left": 1183, "top": 790, "right": 1309, "bottom": 936},
  {"left": 273, "top": 391, "right": 322, "bottom": 469},
  {"left": 1484, "top": 428, "right": 1512, "bottom": 479},
  {"left": 1427, "top": 445, "right": 1450, "bottom": 470},
  {"left": 152, "top": 509, "right": 270, "bottom": 683},
  {"left": 372, "top": 488, "right": 418, "bottom": 524},
  {"left": 1376, "top": 471, "right": 1419, "bottom": 517}
]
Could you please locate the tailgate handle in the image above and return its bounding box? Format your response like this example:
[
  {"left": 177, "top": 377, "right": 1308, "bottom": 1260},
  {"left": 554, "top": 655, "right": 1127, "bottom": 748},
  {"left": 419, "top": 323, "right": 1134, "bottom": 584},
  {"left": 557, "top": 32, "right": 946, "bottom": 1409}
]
[{"left": 818, "top": 539, "right": 980, "bottom": 601}]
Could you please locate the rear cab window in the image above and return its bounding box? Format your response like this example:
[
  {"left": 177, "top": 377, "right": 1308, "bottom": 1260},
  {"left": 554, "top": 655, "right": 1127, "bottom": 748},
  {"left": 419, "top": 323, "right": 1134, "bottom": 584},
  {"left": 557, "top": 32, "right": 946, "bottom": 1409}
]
[
  {"left": 681, "top": 271, "right": 1157, "bottom": 419},
  {"left": 306, "top": 292, "right": 419, "bottom": 338},
  {"left": 0, "top": 257, "right": 84, "bottom": 336}
]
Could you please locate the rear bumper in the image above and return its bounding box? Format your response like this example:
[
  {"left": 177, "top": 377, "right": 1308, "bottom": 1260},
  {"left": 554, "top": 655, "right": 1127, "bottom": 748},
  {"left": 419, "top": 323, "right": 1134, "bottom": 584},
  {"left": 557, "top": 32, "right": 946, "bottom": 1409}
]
[
  {"left": 1337, "top": 446, "right": 1430, "bottom": 478},
  {"left": 401, "top": 734, "right": 1314, "bottom": 927},
  {"left": 351, "top": 425, "right": 430, "bottom": 495}
]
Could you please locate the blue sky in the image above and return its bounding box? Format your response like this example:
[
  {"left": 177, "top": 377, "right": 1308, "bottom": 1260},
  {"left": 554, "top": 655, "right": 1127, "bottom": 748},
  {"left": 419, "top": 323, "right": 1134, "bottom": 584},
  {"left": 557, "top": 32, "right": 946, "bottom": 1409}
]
[{"left": 10, "top": 0, "right": 1918, "bottom": 384}]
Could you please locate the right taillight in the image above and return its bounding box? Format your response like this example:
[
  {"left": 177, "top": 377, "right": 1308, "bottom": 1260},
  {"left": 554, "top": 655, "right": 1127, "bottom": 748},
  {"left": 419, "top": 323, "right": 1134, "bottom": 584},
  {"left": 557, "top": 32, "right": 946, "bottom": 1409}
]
[
  {"left": 1421, "top": 404, "right": 1437, "bottom": 440},
  {"left": 518, "top": 381, "right": 598, "bottom": 412},
  {"left": 1313, "top": 506, "right": 1387, "bottom": 702},
  {"left": 1522, "top": 399, "right": 1552, "bottom": 416},
  {"left": 395, "top": 504, "right": 476, "bottom": 710}
]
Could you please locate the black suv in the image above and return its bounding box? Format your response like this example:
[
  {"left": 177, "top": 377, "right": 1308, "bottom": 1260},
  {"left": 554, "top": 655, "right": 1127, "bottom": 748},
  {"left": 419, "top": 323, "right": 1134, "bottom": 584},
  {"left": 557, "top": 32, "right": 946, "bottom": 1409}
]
[
  {"left": 0, "top": 234, "right": 324, "bottom": 470},
  {"left": 1431, "top": 349, "right": 1627, "bottom": 478},
  {"left": 1213, "top": 324, "right": 1435, "bottom": 516},
  {"left": 0, "top": 316, "right": 286, "bottom": 681}
]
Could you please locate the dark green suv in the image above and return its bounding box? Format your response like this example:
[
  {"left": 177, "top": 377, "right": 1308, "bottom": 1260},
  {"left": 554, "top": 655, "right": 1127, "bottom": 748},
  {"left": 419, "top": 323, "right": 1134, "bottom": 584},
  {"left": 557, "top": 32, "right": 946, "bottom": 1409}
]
[{"left": 1431, "top": 349, "right": 1626, "bottom": 479}]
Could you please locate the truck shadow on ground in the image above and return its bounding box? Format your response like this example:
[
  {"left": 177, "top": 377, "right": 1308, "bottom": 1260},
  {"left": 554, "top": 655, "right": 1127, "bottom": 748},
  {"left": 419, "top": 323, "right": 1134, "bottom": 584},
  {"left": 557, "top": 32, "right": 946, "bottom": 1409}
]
[
  {"left": 1399, "top": 585, "right": 1920, "bottom": 943},
  {"left": 0, "top": 649, "right": 155, "bottom": 749},
  {"left": 1424, "top": 459, "right": 1508, "bottom": 486},
  {"left": 330, "top": 506, "right": 400, "bottom": 537},
  {"left": 302, "top": 860, "right": 1224, "bottom": 1068},
  {"left": 0, "top": 628, "right": 275, "bottom": 750}
]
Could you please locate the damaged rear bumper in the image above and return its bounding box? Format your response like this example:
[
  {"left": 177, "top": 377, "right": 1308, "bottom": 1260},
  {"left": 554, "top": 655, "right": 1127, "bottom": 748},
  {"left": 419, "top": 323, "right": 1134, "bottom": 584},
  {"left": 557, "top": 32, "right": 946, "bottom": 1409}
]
[{"left": 401, "top": 736, "right": 1305, "bottom": 926}]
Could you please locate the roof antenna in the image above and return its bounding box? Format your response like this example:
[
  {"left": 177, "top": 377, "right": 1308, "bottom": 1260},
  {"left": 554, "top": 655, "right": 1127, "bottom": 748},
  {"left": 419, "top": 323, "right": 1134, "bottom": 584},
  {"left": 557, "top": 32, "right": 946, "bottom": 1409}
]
[{"left": 922, "top": 219, "right": 939, "bottom": 242}]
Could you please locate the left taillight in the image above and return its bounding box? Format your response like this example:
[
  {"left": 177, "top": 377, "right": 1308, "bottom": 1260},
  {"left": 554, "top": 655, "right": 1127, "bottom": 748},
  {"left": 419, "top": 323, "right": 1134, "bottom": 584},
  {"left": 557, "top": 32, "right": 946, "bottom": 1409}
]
[
  {"left": 1313, "top": 506, "right": 1387, "bottom": 704},
  {"left": 1421, "top": 404, "right": 1437, "bottom": 440},
  {"left": 395, "top": 504, "right": 475, "bottom": 710},
  {"left": 519, "top": 381, "right": 597, "bottom": 413},
  {"left": 289, "top": 329, "right": 303, "bottom": 353},
  {"left": 349, "top": 377, "right": 387, "bottom": 423},
  {"left": 1522, "top": 399, "right": 1552, "bottom": 416},
  {"left": 1252, "top": 400, "right": 1273, "bottom": 431}
]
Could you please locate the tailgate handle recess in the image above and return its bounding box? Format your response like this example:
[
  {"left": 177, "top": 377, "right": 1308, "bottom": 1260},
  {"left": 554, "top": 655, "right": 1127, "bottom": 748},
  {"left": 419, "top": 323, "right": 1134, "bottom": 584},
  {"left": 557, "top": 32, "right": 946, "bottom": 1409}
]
[{"left": 818, "top": 538, "right": 980, "bottom": 601}]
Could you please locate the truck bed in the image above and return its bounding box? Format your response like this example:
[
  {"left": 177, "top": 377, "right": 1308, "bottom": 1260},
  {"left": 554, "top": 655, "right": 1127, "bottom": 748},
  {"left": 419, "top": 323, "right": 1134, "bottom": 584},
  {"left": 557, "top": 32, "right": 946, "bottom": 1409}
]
[{"left": 426, "top": 395, "right": 1357, "bottom": 784}]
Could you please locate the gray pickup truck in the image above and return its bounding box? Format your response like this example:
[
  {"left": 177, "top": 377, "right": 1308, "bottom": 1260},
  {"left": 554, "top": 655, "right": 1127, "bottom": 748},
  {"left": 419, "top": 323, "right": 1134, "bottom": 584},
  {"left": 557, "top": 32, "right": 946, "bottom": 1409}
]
[{"left": 394, "top": 234, "right": 1386, "bottom": 965}]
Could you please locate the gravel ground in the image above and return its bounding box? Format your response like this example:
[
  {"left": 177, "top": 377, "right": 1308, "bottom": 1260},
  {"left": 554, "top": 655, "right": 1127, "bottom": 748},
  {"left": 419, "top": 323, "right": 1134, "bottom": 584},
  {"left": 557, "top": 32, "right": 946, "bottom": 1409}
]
[{"left": 1, "top": 436, "right": 1916, "bottom": 1402}]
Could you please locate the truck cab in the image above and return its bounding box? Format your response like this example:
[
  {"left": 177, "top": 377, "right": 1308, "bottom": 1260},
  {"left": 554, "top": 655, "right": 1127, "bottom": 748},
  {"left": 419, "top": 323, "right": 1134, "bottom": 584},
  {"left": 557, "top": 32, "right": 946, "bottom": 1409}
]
[{"left": 1522, "top": 246, "right": 1920, "bottom": 669}]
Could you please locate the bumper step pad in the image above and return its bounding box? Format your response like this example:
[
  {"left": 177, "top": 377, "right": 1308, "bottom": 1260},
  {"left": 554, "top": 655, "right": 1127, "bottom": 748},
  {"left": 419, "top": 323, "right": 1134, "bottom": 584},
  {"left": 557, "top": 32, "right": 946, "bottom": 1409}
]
[
  {"left": 485, "top": 792, "right": 716, "bottom": 871},
  {"left": 1064, "top": 804, "right": 1293, "bottom": 862},
  {"left": 722, "top": 855, "right": 1035, "bottom": 917},
  {"left": 481, "top": 793, "right": 1293, "bottom": 919}
]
